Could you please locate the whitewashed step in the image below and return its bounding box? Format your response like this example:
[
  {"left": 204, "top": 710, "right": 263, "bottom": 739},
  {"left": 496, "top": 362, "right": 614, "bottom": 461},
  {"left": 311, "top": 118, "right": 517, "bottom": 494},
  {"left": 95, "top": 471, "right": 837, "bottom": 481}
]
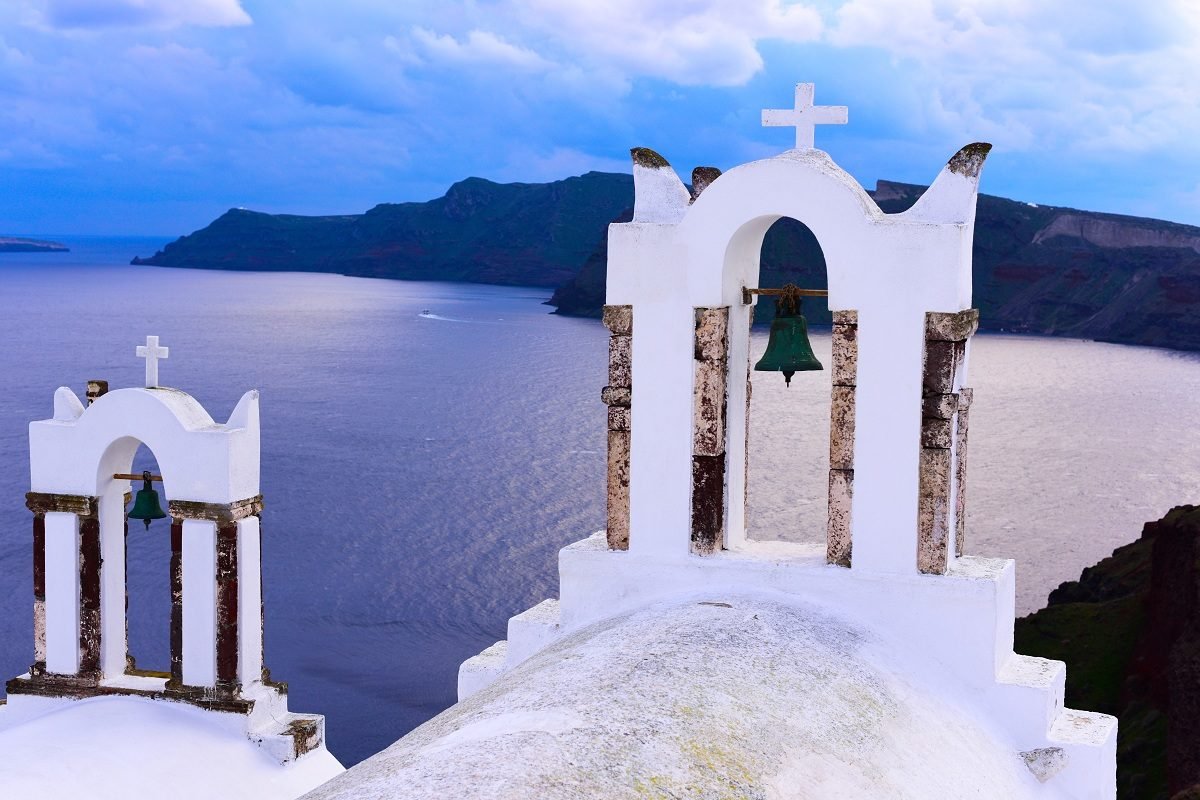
[
  {"left": 249, "top": 712, "right": 327, "bottom": 764},
  {"left": 457, "top": 640, "right": 508, "bottom": 701},
  {"left": 996, "top": 653, "right": 1066, "bottom": 734},
  {"left": 1049, "top": 708, "right": 1118, "bottom": 747},
  {"left": 1031, "top": 708, "right": 1119, "bottom": 798},
  {"left": 505, "top": 599, "right": 562, "bottom": 669}
]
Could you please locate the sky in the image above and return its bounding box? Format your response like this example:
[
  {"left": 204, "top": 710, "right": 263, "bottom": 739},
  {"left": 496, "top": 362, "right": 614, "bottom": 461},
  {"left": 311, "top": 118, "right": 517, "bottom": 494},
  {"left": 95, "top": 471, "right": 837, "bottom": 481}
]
[{"left": 2, "top": 0, "right": 1200, "bottom": 236}]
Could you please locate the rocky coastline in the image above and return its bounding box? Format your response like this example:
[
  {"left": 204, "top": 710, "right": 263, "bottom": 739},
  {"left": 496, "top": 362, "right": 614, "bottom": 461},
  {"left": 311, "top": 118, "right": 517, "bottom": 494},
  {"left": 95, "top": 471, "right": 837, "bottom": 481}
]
[{"left": 1015, "top": 506, "right": 1200, "bottom": 799}]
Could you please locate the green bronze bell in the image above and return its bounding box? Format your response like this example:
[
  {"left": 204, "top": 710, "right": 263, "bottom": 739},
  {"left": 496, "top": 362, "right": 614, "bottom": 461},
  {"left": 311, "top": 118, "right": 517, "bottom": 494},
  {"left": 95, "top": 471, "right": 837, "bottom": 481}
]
[
  {"left": 754, "top": 286, "right": 823, "bottom": 387},
  {"left": 128, "top": 471, "right": 167, "bottom": 530}
]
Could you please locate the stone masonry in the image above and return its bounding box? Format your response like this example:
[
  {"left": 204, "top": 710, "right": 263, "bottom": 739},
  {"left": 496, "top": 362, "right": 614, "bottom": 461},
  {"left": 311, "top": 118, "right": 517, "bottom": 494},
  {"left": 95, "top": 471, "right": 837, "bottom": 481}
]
[
  {"left": 917, "top": 309, "right": 978, "bottom": 574},
  {"left": 827, "top": 310, "right": 858, "bottom": 567},
  {"left": 691, "top": 307, "right": 729, "bottom": 555},
  {"left": 601, "top": 305, "right": 632, "bottom": 550}
]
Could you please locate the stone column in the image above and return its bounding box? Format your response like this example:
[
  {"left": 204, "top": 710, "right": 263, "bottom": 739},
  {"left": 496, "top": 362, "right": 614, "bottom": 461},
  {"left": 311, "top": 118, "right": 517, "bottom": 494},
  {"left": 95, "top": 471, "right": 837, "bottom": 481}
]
[
  {"left": 214, "top": 520, "right": 239, "bottom": 691},
  {"left": 601, "top": 305, "right": 632, "bottom": 550},
  {"left": 78, "top": 512, "right": 102, "bottom": 677},
  {"left": 827, "top": 310, "right": 858, "bottom": 567},
  {"left": 24, "top": 492, "right": 99, "bottom": 681},
  {"left": 169, "top": 518, "right": 183, "bottom": 686},
  {"left": 955, "top": 387, "right": 973, "bottom": 558},
  {"left": 917, "top": 310, "right": 978, "bottom": 574},
  {"left": 31, "top": 511, "right": 46, "bottom": 674},
  {"left": 168, "top": 496, "right": 263, "bottom": 697},
  {"left": 692, "top": 307, "right": 729, "bottom": 556}
]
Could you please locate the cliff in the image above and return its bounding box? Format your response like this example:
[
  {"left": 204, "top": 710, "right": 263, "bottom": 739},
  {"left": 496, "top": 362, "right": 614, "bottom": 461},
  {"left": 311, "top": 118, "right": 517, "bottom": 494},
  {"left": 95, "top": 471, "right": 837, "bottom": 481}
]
[
  {"left": 132, "top": 173, "right": 632, "bottom": 288},
  {"left": 0, "top": 236, "right": 69, "bottom": 253},
  {"left": 134, "top": 172, "right": 1200, "bottom": 351},
  {"left": 1014, "top": 505, "right": 1200, "bottom": 799}
]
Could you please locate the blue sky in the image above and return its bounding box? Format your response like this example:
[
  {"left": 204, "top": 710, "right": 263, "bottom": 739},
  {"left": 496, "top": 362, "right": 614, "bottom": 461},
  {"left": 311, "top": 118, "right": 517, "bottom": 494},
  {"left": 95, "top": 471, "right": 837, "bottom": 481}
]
[{"left": 2, "top": 0, "right": 1199, "bottom": 235}]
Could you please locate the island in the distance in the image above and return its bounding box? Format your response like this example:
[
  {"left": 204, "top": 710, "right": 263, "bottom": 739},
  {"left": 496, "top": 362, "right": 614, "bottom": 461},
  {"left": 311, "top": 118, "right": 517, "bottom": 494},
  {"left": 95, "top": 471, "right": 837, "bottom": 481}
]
[
  {"left": 132, "top": 168, "right": 1200, "bottom": 353},
  {"left": 0, "top": 236, "right": 69, "bottom": 253}
]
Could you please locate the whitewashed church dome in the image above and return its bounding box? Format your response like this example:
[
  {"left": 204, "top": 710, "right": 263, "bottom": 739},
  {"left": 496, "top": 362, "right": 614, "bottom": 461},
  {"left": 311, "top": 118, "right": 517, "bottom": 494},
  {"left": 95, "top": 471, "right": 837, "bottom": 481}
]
[{"left": 306, "top": 594, "right": 1050, "bottom": 799}]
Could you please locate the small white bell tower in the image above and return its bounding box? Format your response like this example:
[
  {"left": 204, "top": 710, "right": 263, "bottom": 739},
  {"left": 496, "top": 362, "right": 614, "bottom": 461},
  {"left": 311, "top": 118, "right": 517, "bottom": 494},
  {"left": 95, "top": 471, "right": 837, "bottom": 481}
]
[{"left": 5, "top": 337, "right": 329, "bottom": 764}]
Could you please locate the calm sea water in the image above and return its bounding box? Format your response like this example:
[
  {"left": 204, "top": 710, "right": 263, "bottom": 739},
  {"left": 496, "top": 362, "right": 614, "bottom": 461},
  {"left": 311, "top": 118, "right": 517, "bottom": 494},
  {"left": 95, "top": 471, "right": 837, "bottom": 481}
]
[{"left": 1, "top": 238, "right": 1198, "bottom": 765}]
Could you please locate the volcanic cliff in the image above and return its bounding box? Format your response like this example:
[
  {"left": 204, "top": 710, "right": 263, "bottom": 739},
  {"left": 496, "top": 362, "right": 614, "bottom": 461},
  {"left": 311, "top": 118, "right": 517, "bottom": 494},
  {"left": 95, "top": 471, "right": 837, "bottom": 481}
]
[
  {"left": 134, "top": 173, "right": 1200, "bottom": 351},
  {"left": 1015, "top": 506, "right": 1200, "bottom": 799}
]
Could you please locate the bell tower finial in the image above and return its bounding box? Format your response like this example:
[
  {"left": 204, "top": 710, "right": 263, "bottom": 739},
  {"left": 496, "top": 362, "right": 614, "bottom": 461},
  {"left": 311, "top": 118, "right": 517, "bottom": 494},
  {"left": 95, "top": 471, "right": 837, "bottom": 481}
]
[
  {"left": 136, "top": 335, "right": 169, "bottom": 388},
  {"left": 762, "top": 83, "right": 848, "bottom": 150}
]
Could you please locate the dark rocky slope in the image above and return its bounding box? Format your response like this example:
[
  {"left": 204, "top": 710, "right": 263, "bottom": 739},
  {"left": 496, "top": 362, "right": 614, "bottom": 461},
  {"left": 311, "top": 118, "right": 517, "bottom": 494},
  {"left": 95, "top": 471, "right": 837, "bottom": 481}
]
[
  {"left": 1015, "top": 506, "right": 1200, "bottom": 799},
  {"left": 133, "top": 172, "right": 632, "bottom": 288},
  {"left": 135, "top": 172, "right": 1200, "bottom": 351}
]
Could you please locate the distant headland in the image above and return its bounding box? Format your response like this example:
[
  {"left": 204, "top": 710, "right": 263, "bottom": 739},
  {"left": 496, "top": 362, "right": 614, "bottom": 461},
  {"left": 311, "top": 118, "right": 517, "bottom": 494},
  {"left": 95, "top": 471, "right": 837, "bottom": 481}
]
[
  {"left": 0, "top": 236, "right": 69, "bottom": 253},
  {"left": 132, "top": 170, "right": 1200, "bottom": 353}
]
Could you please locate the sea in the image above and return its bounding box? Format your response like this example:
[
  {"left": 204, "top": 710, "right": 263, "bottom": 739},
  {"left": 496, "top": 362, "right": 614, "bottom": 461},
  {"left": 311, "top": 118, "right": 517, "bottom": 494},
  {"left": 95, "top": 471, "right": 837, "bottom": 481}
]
[{"left": 1, "top": 236, "right": 1198, "bottom": 765}]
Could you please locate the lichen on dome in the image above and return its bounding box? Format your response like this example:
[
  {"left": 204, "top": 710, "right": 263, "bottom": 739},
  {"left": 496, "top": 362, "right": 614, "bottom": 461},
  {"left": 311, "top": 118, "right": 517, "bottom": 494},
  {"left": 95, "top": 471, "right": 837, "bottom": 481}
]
[{"left": 307, "top": 595, "right": 1043, "bottom": 800}]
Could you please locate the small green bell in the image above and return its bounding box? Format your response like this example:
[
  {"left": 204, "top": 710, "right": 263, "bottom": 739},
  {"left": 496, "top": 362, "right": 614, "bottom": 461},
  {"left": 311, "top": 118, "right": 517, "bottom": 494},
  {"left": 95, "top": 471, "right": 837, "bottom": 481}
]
[
  {"left": 128, "top": 471, "right": 167, "bottom": 530},
  {"left": 754, "top": 286, "right": 823, "bottom": 387}
]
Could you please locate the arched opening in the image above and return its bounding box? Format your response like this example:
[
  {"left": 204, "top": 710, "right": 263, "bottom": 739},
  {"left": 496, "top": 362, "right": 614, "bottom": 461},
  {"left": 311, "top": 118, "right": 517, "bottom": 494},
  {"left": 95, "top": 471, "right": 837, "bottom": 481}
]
[
  {"left": 124, "top": 443, "right": 171, "bottom": 673},
  {"left": 745, "top": 218, "right": 832, "bottom": 545}
]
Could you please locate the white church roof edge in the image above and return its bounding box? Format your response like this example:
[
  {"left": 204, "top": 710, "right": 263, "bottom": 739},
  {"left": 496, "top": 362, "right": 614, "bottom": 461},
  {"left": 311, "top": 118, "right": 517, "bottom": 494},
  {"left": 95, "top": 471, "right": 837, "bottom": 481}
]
[
  {"left": 896, "top": 142, "right": 993, "bottom": 225},
  {"left": 629, "top": 146, "right": 691, "bottom": 224}
]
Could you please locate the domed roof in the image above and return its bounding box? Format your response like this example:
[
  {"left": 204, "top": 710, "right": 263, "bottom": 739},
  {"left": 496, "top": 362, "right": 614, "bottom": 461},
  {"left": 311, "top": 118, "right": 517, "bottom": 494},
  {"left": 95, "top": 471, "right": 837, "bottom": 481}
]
[{"left": 308, "top": 594, "right": 1045, "bottom": 799}]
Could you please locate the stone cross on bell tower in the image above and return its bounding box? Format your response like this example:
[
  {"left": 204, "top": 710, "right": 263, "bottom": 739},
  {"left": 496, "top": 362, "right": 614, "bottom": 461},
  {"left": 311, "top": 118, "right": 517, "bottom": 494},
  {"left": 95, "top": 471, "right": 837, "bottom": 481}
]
[
  {"left": 136, "top": 335, "right": 169, "bottom": 388},
  {"left": 762, "top": 82, "right": 848, "bottom": 150}
]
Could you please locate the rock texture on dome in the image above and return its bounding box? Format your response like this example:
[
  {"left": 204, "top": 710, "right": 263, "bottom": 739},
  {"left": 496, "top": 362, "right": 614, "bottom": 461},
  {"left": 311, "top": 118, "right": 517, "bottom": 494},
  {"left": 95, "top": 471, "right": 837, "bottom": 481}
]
[{"left": 307, "top": 595, "right": 1048, "bottom": 799}]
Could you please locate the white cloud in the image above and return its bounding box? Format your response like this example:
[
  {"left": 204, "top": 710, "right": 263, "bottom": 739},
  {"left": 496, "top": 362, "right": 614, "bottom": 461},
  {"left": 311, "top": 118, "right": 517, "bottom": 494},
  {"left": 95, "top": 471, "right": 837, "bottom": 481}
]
[
  {"left": 412, "top": 27, "right": 552, "bottom": 71},
  {"left": 403, "top": 1, "right": 823, "bottom": 88},
  {"left": 34, "top": 0, "right": 251, "bottom": 30},
  {"left": 825, "top": 0, "right": 1200, "bottom": 156},
  {"left": 507, "top": 0, "right": 823, "bottom": 86}
]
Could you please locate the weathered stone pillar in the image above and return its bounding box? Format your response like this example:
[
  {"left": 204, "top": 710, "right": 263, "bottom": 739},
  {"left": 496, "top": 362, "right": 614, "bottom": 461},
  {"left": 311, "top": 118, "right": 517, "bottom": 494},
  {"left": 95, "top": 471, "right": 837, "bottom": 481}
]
[
  {"left": 25, "top": 493, "right": 99, "bottom": 680},
  {"left": 169, "top": 518, "right": 184, "bottom": 686},
  {"left": 692, "top": 307, "right": 729, "bottom": 555},
  {"left": 917, "top": 310, "right": 978, "bottom": 574},
  {"left": 78, "top": 512, "right": 102, "bottom": 677},
  {"left": 168, "top": 496, "right": 263, "bottom": 696},
  {"left": 215, "top": 521, "right": 239, "bottom": 691},
  {"left": 955, "top": 387, "right": 973, "bottom": 557},
  {"left": 601, "top": 305, "right": 632, "bottom": 550},
  {"left": 827, "top": 310, "right": 858, "bottom": 567},
  {"left": 31, "top": 511, "right": 46, "bottom": 674}
]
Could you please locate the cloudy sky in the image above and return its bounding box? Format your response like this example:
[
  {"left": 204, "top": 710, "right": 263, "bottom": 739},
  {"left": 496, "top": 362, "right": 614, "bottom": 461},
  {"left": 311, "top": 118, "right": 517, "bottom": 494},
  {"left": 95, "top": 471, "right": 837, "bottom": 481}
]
[{"left": 2, "top": 0, "right": 1199, "bottom": 235}]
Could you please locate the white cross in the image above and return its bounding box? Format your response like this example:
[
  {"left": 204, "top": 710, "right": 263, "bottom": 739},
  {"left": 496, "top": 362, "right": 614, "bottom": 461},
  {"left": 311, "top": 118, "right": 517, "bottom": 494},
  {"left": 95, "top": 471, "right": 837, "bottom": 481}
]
[
  {"left": 762, "top": 83, "right": 848, "bottom": 150},
  {"left": 136, "top": 335, "right": 169, "bottom": 388}
]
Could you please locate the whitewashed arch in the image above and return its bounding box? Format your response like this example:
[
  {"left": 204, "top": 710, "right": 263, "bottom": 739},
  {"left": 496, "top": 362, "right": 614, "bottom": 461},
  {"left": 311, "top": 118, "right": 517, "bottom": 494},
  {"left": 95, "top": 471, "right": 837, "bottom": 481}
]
[{"left": 31, "top": 386, "right": 260, "bottom": 503}]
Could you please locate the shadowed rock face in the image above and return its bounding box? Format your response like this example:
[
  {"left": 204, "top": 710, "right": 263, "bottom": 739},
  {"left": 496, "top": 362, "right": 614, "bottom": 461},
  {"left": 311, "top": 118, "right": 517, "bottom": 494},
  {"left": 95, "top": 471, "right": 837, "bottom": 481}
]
[
  {"left": 1015, "top": 506, "right": 1200, "bottom": 799},
  {"left": 305, "top": 596, "right": 1037, "bottom": 800},
  {"left": 131, "top": 172, "right": 633, "bottom": 289},
  {"left": 134, "top": 170, "right": 1200, "bottom": 352}
]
